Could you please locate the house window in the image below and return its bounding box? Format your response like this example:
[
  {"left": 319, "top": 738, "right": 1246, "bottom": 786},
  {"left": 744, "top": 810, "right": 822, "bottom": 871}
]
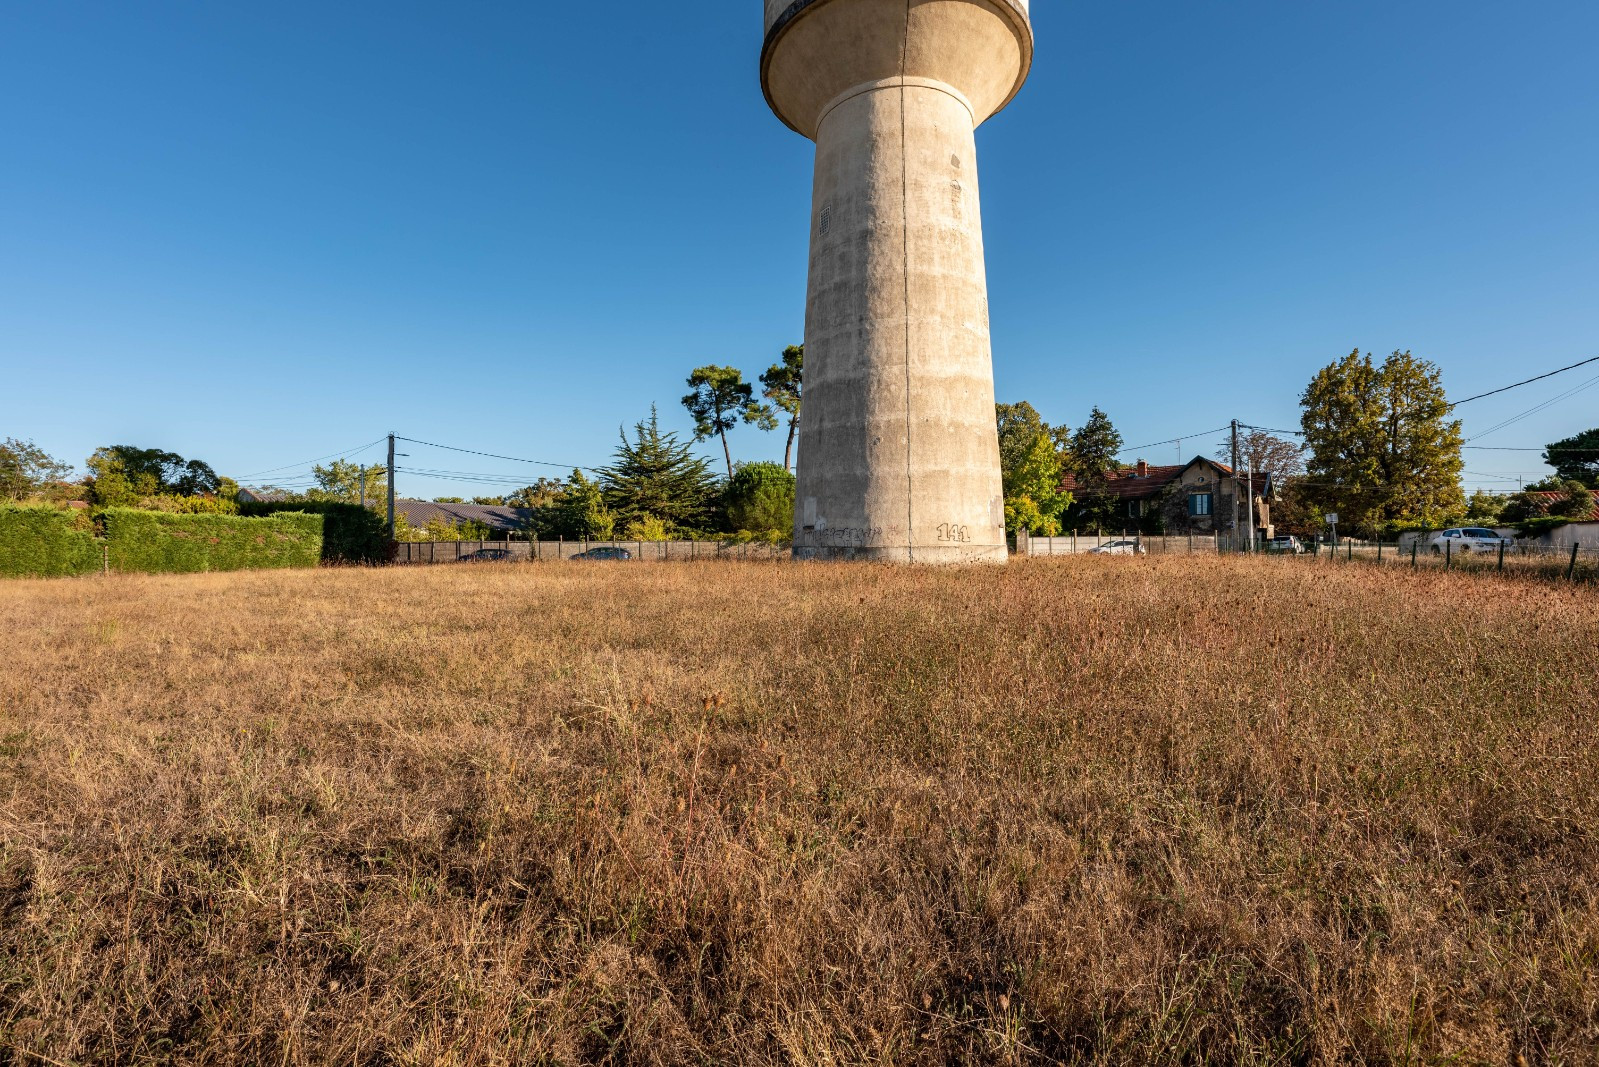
[
  {"left": 1189, "top": 493, "right": 1213, "bottom": 517},
  {"left": 1128, "top": 500, "right": 1141, "bottom": 517}
]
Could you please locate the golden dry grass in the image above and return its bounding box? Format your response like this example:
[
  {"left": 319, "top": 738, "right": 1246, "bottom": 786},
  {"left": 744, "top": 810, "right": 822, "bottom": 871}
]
[{"left": 1, "top": 557, "right": 1595, "bottom": 1065}]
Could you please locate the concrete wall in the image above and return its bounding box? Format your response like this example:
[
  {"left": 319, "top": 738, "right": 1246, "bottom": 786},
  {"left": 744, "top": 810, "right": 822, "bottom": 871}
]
[
  {"left": 392, "top": 541, "right": 791, "bottom": 564},
  {"left": 1018, "top": 533, "right": 1220, "bottom": 556}
]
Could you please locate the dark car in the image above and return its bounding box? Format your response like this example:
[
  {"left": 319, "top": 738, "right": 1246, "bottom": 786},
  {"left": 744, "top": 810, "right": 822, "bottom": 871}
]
[
  {"left": 571, "top": 547, "right": 633, "bottom": 561},
  {"left": 459, "top": 548, "right": 512, "bottom": 562}
]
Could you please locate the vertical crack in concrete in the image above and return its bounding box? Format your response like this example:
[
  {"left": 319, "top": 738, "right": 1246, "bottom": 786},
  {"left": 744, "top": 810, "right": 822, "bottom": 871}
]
[{"left": 900, "top": 0, "right": 913, "bottom": 561}]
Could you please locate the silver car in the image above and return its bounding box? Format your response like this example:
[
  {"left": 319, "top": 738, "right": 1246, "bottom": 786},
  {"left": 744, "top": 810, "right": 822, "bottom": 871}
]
[
  {"left": 1088, "top": 539, "right": 1145, "bottom": 555},
  {"left": 1425, "top": 527, "right": 1511, "bottom": 555}
]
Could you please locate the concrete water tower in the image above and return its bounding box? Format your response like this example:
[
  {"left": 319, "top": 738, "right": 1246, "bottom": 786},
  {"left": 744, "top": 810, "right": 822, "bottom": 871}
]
[{"left": 761, "top": 0, "right": 1034, "bottom": 563}]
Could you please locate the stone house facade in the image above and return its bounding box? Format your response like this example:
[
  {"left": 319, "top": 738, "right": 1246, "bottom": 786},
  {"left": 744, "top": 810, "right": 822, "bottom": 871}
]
[{"left": 1062, "top": 457, "right": 1275, "bottom": 538}]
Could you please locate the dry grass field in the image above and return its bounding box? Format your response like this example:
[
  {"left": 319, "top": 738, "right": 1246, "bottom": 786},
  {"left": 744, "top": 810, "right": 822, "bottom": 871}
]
[{"left": 1, "top": 557, "right": 1595, "bottom": 1065}]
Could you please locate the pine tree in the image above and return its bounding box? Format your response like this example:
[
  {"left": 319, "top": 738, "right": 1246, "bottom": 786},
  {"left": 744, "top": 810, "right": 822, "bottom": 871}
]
[
  {"left": 1067, "top": 407, "right": 1123, "bottom": 486},
  {"left": 1543, "top": 427, "right": 1599, "bottom": 488},
  {"left": 682, "top": 365, "right": 769, "bottom": 478},
  {"left": 760, "top": 345, "right": 804, "bottom": 471},
  {"left": 1299, "top": 349, "right": 1464, "bottom": 532},
  {"left": 598, "top": 407, "right": 718, "bottom": 533}
]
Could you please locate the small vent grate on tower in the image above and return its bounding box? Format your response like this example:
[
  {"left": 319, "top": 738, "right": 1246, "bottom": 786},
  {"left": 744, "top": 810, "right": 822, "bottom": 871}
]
[{"left": 819, "top": 201, "right": 833, "bottom": 236}]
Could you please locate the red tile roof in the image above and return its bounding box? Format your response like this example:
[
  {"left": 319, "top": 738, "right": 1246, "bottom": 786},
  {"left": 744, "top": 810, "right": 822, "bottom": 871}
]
[{"left": 1527, "top": 491, "right": 1599, "bottom": 522}]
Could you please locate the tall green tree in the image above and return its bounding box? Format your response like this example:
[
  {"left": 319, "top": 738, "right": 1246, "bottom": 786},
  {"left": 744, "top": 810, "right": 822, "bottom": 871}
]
[
  {"left": 310, "top": 459, "right": 387, "bottom": 504},
  {"left": 1299, "top": 349, "right": 1464, "bottom": 532},
  {"left": 995, "top": 402, "right": 1071, "bottom": 535},
  {"left": 1064, "top": 407, "right": 1124, "bottom": 529},
  {"left": 683, "top": 365, "right": 769, "bottom": 478},
  {"left": 759, "top": 345, "right": 804, "bottom": 471},
  {"left": 86, "top": 445, "right": 221, "bottom": 506},
  {"left": 506, "top": 478, "right": 567, "bottom": 509},
  {"left": 723, "top": 461, "right": 796, "bottom": 537},
  {"left": 1543, "top": 427, "right": 1599, "bottom": 488},
  {"left": 0, "top": 438, "right": 72, "bottom": 501},
  {"left": 598, "top": 407, "right": 718, "bottom": 533},
  {"left": 1066, "top": 407, "right": 1124, "bottom": 485},
  {"left": 541, "top": 470, "right": 614, "bottom": 540}
]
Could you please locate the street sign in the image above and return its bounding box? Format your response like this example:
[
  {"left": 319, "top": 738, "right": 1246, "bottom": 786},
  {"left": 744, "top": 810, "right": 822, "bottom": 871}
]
[{"left": 1325, "top": 513, "right": 1338, "bottom": 524}]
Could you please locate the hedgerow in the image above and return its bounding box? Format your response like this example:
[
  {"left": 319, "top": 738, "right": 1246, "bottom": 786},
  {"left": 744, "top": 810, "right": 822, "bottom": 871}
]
[
  {"left": 102, "top": 509, "right": 322, "bottom": 574},
  {"left": 0, "top": 506, "right": 100, "bottom": 578}
]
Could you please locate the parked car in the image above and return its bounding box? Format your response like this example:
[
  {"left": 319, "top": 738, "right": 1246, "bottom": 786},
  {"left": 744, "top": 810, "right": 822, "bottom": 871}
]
[
  {"left": 1424, "top": 527, "right": 1512, "bottom": 555},
  {"left": 571, "top": 547, "right": 633, "bottom": 561},
  {"left": 1087, "top": 539, "right": 1144, "bottom": 555},
  {"left": 1265, "top": 535, "right": 1304, "bottom": 554},
  {"left": 458, "top": 548, "right": 512, "bottom": 563}
]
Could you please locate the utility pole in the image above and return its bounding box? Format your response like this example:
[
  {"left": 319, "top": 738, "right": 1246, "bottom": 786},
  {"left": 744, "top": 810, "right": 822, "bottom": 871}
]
[
  {"left": 1245, "top": 455, "right": 1255, "bottom": 554},
  {"left": 1228, "top": 419, "right": 1240, "bottom": 556},
  {"left": 386, "top": 433, "right": 396, "bottom": 542}
]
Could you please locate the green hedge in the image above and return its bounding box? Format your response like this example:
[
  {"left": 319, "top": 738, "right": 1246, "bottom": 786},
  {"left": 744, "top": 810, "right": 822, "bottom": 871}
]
[
  {"left": 0, "top": 506, "right": 101, "bottom": 578},
  {"left": 237, "top": 501, "right": 390, "bottom": 564},
  {"left": 103, "top": 509, "right": 323, "bottom": 574}
]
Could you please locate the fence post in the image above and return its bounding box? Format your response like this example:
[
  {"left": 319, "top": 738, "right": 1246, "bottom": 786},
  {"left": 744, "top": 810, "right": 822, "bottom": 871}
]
[
  {"left": 102, "top": 542, "right": 109, "bottom": 575},
  {"left": 1377, "top": 541, "right": 1383, "bottom": 564},
  {"left": 1445, "top": 540, "right": 1452, "bottom": 571},
  {"left": 1498, "top": 542, "right": 1505, "bottom": 573},
  {"left": 1568, "top": 543, "right": 1580, "bottom": 581},
  {"left": 1412, "top": 542, "right": 1418, "bottom": 570}
]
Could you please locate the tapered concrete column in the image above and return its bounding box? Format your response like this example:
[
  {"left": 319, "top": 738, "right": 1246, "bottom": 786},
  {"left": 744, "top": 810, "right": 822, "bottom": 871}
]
[{"left": 762, "top": 0, "right": 1033, "bottom": 563}]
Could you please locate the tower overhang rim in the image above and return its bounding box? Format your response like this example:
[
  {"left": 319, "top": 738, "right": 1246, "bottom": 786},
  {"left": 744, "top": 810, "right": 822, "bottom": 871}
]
[{"left": 760, "top": 0, "right": 1034, "bottom": 139}]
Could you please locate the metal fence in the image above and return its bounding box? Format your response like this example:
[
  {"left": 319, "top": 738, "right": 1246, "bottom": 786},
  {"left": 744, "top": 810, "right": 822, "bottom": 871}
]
[
  {"left": 1282, "top": 538, "right": 1599, "bottom": 582},
  {"left": 392, "top": 539, "right": 791, "bottom": 564}
]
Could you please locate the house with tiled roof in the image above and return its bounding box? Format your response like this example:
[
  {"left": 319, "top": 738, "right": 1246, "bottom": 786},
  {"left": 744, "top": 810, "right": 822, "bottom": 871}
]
[
  {"left": 1060, "top": 456, "right": 1277, "bottom": 538},
  {"left": 1518, "top": 491, "right": 1599, "bottom": 550}
]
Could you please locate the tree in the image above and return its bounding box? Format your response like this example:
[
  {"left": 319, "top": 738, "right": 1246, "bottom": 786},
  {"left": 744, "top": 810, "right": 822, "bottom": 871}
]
[
  {"left": 432, "top": 497, "right": 466, "bottom": 504},
  {"left": 759, "top": 345, "right": 805, "bottom": 471},
  {"left": 1543, "top": 428, "right": 1599, "bottom": 488},
  {"left": 1465, "top": 489, "right": 1505, "bottom": 525},
  {"left": 1063, "top": 407, "right": 1124, "bottom": 529},
  {"left": 471, "top": 496, "right": 507, "bottom": 506},
  {"left": 310, "top": 459, "right": 387, "bottom": 504},
  {"left": 1066, "top": 407, "right": 1123, "bottom": 485},
  {"left": 1214, "top": 429, "right": 1305, "bottom": 478},
  {"left": 1299, "top": 349, "right": 1464, "bottom": 533},
  {"left": 683, "top": 365, "right": 769, "bottom": 478},
  {"left": 0, "top": 438, "right": 73, "bottom": 501},
  {"left": 541, "top": 470, "right": 614, "bottom": 540},
  {"left": 506, "top": 478, "right": 567, "bottom": 509},
  {"left": 86, "top": 445, "right": 221, "bottom": 507},
  {"left": 723, "top": 461, "right": 796, "bottom": 537},
  {"left": 1002, "top": 431, "right": 1071, "bottom": 536},
  {"left": 599, "top": 407, "right": 719, "bottom": 533}
]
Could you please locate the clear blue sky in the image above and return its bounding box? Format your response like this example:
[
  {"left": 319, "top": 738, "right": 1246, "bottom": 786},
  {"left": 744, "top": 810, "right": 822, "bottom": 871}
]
[{"left": 3, "top": 1, "right": 1595, "bottom": 498}]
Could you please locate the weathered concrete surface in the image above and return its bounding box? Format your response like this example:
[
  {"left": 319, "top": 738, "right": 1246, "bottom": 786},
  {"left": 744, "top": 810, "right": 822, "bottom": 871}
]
[{"left": 763, "top": 0, "right": 1033, "bottom": 563}]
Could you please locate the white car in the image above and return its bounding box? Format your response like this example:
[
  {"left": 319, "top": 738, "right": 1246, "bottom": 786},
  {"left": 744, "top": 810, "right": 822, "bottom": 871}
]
[
  {"left": 1088, "top": 539, "right": 1145, "bottom": 555},
  {"left": 1424, "top": 527, "right": 1512, "bottom": 555}
]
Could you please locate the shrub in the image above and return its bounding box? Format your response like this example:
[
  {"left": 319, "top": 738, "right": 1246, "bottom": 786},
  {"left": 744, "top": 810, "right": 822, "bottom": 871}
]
[
  {"left": 0, "top": 506, "right": 100, "bottom": 578},
  {"left": 103, "top": 509, "right": 322, "bottom": 574},
  {"left": 723, "top": 461, "right": 795, "bottom": 536}
]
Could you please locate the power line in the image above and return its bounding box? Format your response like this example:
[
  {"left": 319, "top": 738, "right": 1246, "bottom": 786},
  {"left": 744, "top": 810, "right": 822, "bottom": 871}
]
[
  {"left": 1451, "top": 354, "right": 1599, "bottom": 407},
  {"left": 1115, "top": 425, "right": 1232, "bottom": 456},
  {"left": 1467, "top": 371, "right": 1599, "bottom": 442},
  {"left": 395, "top": 436, "right": 597, "bottom": 473},
  {"left": 236, "top": 437, "right": 387, "bottom": 481}
]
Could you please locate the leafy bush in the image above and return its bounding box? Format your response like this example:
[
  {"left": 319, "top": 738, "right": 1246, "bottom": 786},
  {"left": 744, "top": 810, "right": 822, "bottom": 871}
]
[
  {"left": 238, "top": 501, "right": 389, "bottom": 564},
  {"left": 103, "top": 509, "right": 322, "bottom": 574},
  {"left": 723, "top": 461, "right": 795, "bottom": 537},
  {"left": 0, "top": 506, "right": 101, "bottom": 578}
]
